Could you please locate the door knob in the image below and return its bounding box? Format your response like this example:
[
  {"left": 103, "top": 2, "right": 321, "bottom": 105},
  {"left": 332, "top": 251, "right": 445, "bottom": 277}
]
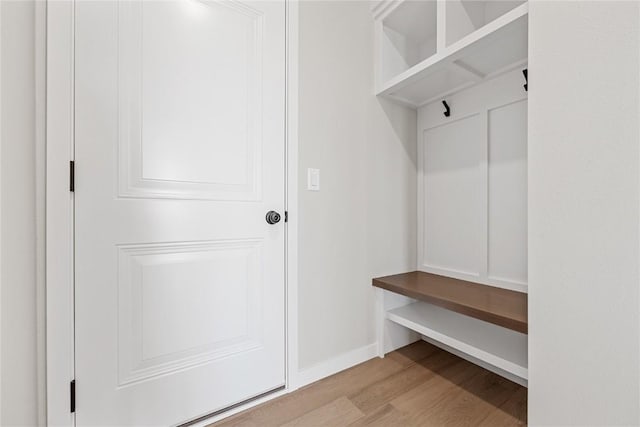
[{"left": 265, "top": 211, "right": 281, "bottom": 225}]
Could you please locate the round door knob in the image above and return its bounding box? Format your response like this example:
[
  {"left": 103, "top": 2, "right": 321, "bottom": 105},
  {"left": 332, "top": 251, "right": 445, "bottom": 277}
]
[{"left": 266, "top": 210, "right": 281, "bottom": 225}]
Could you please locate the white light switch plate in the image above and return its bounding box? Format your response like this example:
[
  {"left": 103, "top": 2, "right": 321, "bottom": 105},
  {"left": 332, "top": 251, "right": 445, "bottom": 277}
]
[{"left": 307, "top": 168, "right": 320, "bottom": 191}]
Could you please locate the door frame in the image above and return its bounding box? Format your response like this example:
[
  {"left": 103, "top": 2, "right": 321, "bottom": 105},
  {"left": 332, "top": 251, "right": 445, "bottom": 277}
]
[{"left": 45, "top": 1, "right": 299, "bottom": 425}]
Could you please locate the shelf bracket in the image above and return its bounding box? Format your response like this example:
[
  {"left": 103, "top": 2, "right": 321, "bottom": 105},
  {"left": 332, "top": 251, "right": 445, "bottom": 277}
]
[
  {"left": 523, "top": 69, "right": 528, "bottom": 91},
  {"left": 442, "top": 100, "right": 451, "bottom": 117}
]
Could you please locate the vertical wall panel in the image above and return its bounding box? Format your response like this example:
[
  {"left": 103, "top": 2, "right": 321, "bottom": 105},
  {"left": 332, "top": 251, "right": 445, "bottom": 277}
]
[
  {"left": 422, "top": 115, "right": 483, "bottom": 277},
  {"left": 488, "top": 100, "right": 527, "bottom": 286}
]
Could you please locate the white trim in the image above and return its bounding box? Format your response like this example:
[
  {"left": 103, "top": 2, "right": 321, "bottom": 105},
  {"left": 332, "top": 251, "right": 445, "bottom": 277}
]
[
  {"left": 436, "top": 0, "right": 445, "bottom": 53},
  {"left": 285, "top": 0, "right": 300, "bottom": 393},
  {"left": 46, "top": 1, "right": 75, "bottom": 425},
  {"left": 479, "top": 109, "right": 489, "bottom": 283},
  {"left": 45, "top": 1, "right": 300, "bottom": 425},
  {"left": 375, "top": 288, "right": 385, "bottom": 358},
  {"left": 35, "top": 1, "right": 48, "bottom": 424},
  {"left": 296, "top": 344, "right": 379, "bottom": 389},
  {"left": 418, "top": 265, "right": 528, "bottom": 294},
  {"left": 0, "top": 2, "right": 3, "bottom": 422}
]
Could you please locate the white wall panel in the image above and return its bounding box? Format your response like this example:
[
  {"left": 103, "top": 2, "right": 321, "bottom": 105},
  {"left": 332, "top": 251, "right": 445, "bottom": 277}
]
[
  {"left": 422, "top": 114, "right": 483, "bottom": 277},
  {"left": 488, "top": 100, "right": 527, "bottom": 287},
  {"left": 418, "top": 68, "right": 527, "bottom": 292}
]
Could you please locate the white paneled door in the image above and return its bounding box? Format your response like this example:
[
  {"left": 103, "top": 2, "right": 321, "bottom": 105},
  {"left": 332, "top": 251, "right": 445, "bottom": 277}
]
[{"left": 74, "top": 1, "right": 286, "bottom": 425}]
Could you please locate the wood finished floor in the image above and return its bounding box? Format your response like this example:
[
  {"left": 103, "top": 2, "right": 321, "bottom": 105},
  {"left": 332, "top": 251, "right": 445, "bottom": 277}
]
[{"left": 211, "top": 341, "right": 527, "bottom": 427}]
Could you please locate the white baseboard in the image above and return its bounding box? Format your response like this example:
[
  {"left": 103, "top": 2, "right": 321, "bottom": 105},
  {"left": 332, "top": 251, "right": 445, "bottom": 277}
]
[{"left": 295, "top": 343, "right": 379, "bottom": 389}]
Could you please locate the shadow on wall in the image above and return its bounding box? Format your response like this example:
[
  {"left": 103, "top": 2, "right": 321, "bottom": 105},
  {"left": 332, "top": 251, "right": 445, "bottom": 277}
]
[{"left": 377, "top": 97, "right": 418, "bottom": 170}]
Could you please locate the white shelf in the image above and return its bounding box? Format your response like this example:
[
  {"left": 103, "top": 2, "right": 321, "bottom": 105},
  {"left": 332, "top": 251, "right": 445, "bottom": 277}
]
[
  {"left": 386, "top": 301, "right": 528, "bottom": 383},
  {"left": 377, "top": 2, "right": 528, "bottom": 108}
]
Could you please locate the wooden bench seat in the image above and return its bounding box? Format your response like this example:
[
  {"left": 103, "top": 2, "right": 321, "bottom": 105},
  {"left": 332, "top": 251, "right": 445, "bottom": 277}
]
[{"left": 372, "top": 271, "right": 527, "bottom": 334}]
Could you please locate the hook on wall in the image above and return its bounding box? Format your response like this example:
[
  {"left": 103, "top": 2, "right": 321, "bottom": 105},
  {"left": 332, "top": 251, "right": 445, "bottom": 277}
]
[
  {"left": 523, "top": 69, "right": 528, "bottom": 91},
  {"left": 442, "top": 100, "right": 451, "bottom": 117}
]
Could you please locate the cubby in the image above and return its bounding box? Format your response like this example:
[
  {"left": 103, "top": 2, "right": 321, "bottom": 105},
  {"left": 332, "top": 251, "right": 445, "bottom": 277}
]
[
  {"left": 445, "top": 0, "right": 527, "bottom": 46},
  {"left": 379, "top": 1, "right": 438, "bottom": 83},
  {"left": 373, "top": 0, "right": 528, "bottom": 107},
  {"left": 371, "top": 0, "right": 529, "bottom": 387}
]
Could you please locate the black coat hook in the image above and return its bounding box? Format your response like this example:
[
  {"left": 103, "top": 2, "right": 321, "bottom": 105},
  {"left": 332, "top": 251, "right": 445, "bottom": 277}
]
[
  {"left": 523, "top": 69, "right": 528, "bottom": 91},
  {"left": 442, "top": 100, "right": 451, "bottom": 117}
]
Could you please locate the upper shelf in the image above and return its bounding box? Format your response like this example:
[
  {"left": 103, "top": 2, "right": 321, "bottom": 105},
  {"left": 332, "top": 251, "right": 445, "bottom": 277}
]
[{"left": 374, "top": 1, "right": 528, "bottom": 108}]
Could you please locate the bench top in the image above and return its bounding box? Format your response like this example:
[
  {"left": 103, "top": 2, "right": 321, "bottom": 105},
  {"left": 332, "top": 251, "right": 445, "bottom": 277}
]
[{"left": 373, "top": 271, "right": 527, "bottom": 334}]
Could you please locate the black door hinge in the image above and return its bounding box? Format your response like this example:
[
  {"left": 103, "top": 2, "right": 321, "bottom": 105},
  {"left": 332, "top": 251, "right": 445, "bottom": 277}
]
[
  {"left": 285, "top": 211, "right": 288, "bottom": 223},
  {"left": 70, "top": 380, "right": 76, "bottom": 413},
  {"left": 69, "top": 161, "right": 75, "bottom": 192}
]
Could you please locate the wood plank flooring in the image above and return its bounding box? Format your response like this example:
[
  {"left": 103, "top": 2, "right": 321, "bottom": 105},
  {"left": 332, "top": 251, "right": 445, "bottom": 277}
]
[{"left": 211, "top": 341, "right": 527, "bottom": 427}]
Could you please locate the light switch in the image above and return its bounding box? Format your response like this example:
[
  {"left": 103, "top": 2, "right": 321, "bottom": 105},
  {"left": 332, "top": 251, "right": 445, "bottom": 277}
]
[{"left": 307, "top": 168, "right": 320, "bottom": 191}]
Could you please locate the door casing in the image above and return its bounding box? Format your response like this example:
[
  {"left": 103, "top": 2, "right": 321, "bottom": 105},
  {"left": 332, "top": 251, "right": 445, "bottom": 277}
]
[{"left": 44, "top": 1, "right": 299, "bottom": 425}]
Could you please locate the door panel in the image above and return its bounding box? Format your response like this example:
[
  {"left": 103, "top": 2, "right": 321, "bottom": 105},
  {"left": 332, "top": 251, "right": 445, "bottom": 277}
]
[
  {"left": 118, "top": 0, "right": 264, "bottom": 200},
  {"left": 116, "top": 240, "right": 264, "bottom": 387},
  {"left": 74, "top": 1, "right": 286, "bottom": 425}
]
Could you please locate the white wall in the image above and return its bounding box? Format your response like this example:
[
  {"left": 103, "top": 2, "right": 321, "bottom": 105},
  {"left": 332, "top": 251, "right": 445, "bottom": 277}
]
[
  {"left": 528, "top": 1, "right": 640, "bottom": 425},
  {"left": 298, "top": 0, "right": 416, "bottom": 370},
  {"left": 0, "top": 1, "right": 40, "bottom": 425}
]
